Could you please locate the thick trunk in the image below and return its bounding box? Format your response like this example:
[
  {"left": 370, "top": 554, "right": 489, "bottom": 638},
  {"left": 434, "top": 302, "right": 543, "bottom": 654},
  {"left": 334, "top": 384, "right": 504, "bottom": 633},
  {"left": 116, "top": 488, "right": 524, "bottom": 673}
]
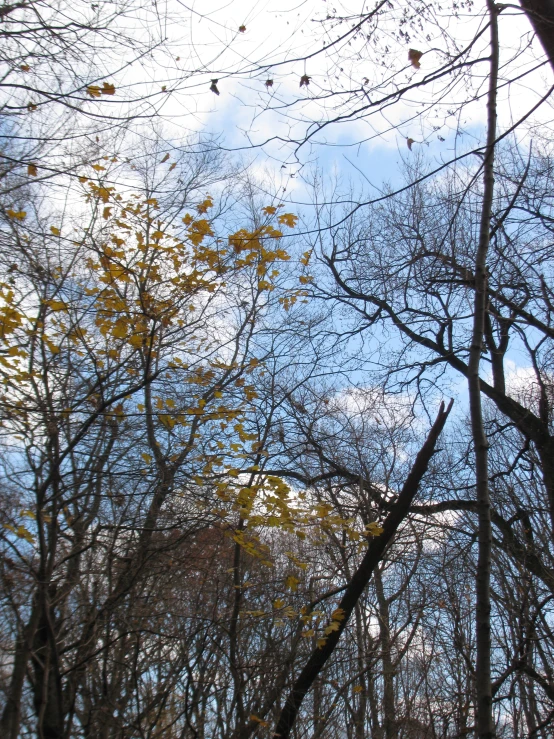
[{"left": 518, "top": 0, "right": 554, "bottom": 70}]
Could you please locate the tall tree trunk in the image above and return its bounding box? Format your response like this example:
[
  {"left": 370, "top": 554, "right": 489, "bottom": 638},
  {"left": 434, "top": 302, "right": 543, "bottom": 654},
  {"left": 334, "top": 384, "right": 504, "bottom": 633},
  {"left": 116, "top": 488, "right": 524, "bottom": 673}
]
[
  {"left": 468, "top": 3, "right": 498, "bottom": 737},
  {"left": 518, "top": 0, "right": 554, "bottom": 70},
  {"left": 374, "top": 565, "right": 397, "bottom": 739}
]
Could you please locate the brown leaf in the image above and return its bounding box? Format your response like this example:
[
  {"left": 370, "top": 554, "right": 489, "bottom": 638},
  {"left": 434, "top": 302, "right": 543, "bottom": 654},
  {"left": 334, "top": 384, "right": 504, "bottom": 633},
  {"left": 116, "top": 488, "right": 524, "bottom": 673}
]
[
  {"left": 27, "top": 164, "right": 37, "bottom": 177},
  {"left": 265, "top": 79, "right": 274, "bottom": 88},
  {"left": 299, "top": 74, "right": 310, "bottom": 88},
  {"left": 239, "top": 24, "right": 246, "bottom": 32},
  {"left": 210, "top": 79, "right": 220, "bottom": 95},
  {"left": 160, "top": 153, "right": 170, "bottom": 163},
  {"left": 407, "top": 137, "right": 415, "bottom": 151},
  {"left": 408, "top": 49, "right": 423, "bottom": 69},
  {"left": 20, "top": 64, "right": 30, "bottom": 72},
  {"left": 101, "top": 82, "right": 115, "bottom": 95}
]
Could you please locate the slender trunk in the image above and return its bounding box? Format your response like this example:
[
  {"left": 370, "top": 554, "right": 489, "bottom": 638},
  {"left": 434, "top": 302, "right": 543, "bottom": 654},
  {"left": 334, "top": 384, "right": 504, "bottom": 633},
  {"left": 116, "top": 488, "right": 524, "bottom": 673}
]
[
  {"left": 468, "top": 3, "right": 498, "bottom": 737},
  {"left": 0, "top": 599, "right": 41, "bottom": 739},
  {"left": 374, "top": 566, "right": 397, "bottom": 739}
]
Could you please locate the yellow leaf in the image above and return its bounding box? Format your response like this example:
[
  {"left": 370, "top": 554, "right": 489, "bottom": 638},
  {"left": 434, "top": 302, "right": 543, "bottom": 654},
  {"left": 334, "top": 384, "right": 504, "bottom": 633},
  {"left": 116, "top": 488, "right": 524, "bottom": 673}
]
[
  {"left": 324, "top": 621, "right": 340, "bottom": 635},
  {"left": 91, "top": 164, "right": 105, "bottom": 172},
  {"left": 278, "top": 213, "right": 297, "bottom": 228},
  {"left": 365, "top": 522, "right": 384, "bottom": 536},
  {"left": 47, "top": 300, "right": 68, "bottom": 312},
  {"left": 141, "top": 453, "right": 152, "bottom": 463},
  {"left": 302, "top": 629, "right": 315, "bottom": 638},
  {"left": 274, "top": 598, "right": 285, "bottom": 609},
  {"left": 263, "top": 206, "right": 277, "bottom": 215},
  {"left": 317, "top": 637, "right": 327, "bottom": 648},
  {"left": 6, "top": 210, "right": 26, "bottom": 221},
  {"left": 285, "top": 575, "right": 300, "bottom": 591},
  {"left": 27, "top": 164, "right": 37, "bottom": 176},
  {"left": 103, "top": 207, "right": 112, "bottom": 220},
  {"left": 331, "top": 608, "right": 346, "bottom": 621},
  {"left": 87, "top": 85, "right": 102, "bottom": 98},
  {"left": 50, "top": 226, "right": 60, "bottom": 236},
  {"left": 353, "top": 685, "right": 363, "bottom": 693}
]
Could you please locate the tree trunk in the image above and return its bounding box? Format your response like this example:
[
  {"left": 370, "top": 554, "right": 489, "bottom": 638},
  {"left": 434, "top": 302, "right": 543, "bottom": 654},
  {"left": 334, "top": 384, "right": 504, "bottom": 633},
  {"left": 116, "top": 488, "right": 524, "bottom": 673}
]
[{"left": 468, "top": 3, "right": 498, "bottom": 737}]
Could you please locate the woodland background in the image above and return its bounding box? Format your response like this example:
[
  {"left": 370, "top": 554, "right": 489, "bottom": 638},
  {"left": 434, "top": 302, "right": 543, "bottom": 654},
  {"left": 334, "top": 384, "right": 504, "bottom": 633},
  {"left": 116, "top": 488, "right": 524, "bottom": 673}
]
[{"left": 1, "top": 0, "right": 554, "bottom": 737}]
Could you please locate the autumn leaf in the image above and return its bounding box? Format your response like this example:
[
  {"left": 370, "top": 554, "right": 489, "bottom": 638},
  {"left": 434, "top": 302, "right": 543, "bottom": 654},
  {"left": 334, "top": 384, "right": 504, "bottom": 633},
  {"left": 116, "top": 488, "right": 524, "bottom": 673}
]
[
  {"left": 101, "top": 82, "right": 115, "bottom": 95},
  {"left": 27, "top": 164, "right": 37, "bottom": 176},
  {"left": 160, "top": 153, "right": 170, "bottom": 163},
  {"left": 50, "top": 226, "right": 60, "bottom": 236},
  {"left": 249, "top": 715, "right": 268, "bottom": 727},
  {"left": 87, "top": 85, "right": 102, "bottom": 98},
  {"left": 265, "top": 79, "right": 273, "bottom": 88},
  {"left": 408, "top": 48, "right": 423, "bottom": 69},
  {"left": 141, "top": 453, "right": 152, "bottom": 464},
  {"left": 278, "top": 212, "right": 297, "bottom": 228},
  {"left": 285, "top": 575, "right": 300, "bottom": 591},
  {"left": 239, "top": 24, "right": 246, "bottom": 32},
  {"left": 6, "top": 210, "right": 26, "bottom": 220},
  {"left": 91, "top": 164, "right": 106, "bottom": 171},
  {"left": 263, "top": 206, "right": 277, "bottom": 215},
  {"left": 407, "top": 137, "right": 415, "bottom": 151},
  {"left": 210, "top": 79, "right": 220, "bottom": 95},
  {"left": 27, "top": 102, "right": 37, "bottom": 111},
  {"left": 20, "top": 64, "right": 30, "bottom": 72},
  {"left": 299, "top": 74, "right": 311, "bottom": 88}
]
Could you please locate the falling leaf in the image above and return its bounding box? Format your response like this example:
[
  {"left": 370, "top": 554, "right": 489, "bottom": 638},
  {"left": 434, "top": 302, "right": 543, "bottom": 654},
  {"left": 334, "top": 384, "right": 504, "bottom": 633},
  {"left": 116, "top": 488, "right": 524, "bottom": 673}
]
[
  {"left": 299, "top": 74, "right": 311, "bottom": 87},
  {"left": 239, "top": 25, "right": 246, "bottom": 32},
  {"left": 408, "top": 48, "right": 423, "bottom": 69},
  {"left": 210, "top": 79, "right": 220, "bottom": 95},
  {"left": 160, "top": 153, "right": 170, "bottom": 163},
  {"left": 265, "top": 79, "right": 273, "bottom": 88},
  {"left": 407, "top": 137, "right": 415, "bottom": 151},
  {"left": 27, "top": 164, "right": 37, "bottom": 176}
]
